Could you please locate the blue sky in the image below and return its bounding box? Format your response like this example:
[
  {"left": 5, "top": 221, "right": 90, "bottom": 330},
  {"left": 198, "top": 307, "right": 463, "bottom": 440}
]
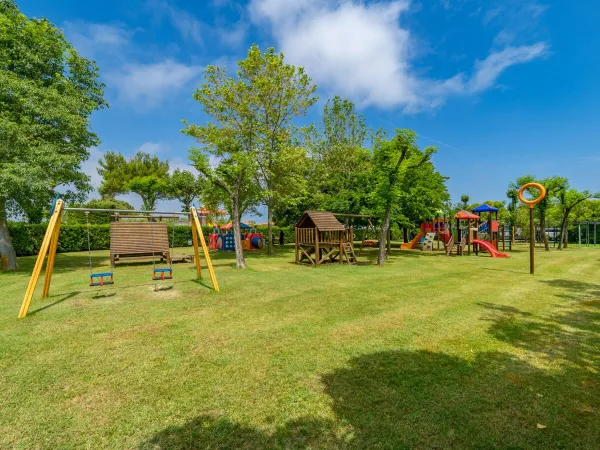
[{"left": 19, "top": 0, "right": 600, "bottom": 219}]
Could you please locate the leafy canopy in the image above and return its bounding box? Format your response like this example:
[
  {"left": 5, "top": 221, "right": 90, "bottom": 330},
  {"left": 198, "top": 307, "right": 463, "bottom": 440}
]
[{"left": 0, "top": 0, "right": 107, "bottom": 213}]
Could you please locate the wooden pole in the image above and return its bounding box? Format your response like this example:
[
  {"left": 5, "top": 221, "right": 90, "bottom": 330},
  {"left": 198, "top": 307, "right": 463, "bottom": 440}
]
[
  {"left": 339, "top": 231, "right": 343, "bottom": 265},
  {"left": 315, "top": 227, "right": 320, "bottom": 265},
  {"left": 190, "top": 207, "right": 219, "bottom": 291},
  {"left": 19, "top": 200, "right": 63, "bottom": 318},
  {"left": 467, "top": 219, "right": 471, "bottom": 256},
  {"left": 529, "top": 208, "right": 535, "bottom": 274},
  {"left": 294, "top": 228, "right": 299, "bottom": 264},
  {"left": 190, "top": 219, "right": 202, "bottom": 279},
  {"left": 42, "top": 211, "right": 63, "bottom": 298}
]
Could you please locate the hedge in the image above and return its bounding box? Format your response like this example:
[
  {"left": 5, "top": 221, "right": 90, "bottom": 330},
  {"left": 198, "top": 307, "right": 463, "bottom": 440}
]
[
  {"left": 6, "top": 222, "right": 415, "bottom": 257},
  {"left": 7, "top": 223, "right": 297, "bottom": 257}
]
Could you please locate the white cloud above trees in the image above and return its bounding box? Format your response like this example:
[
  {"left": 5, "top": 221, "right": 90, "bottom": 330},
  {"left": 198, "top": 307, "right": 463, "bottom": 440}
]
[{"left": 249, "top": 0, "right": 549, "bottom": 111}]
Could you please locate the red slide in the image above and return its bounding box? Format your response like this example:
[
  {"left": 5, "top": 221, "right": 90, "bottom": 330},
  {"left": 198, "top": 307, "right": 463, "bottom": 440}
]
[{"left": 472, "top": 239, "right": 510, "bottom": 258}]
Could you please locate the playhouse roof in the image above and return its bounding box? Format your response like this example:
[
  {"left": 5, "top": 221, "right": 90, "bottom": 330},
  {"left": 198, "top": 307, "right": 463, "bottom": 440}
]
[
  {"left": 455, "top": 210, "right": 480, "bottom": 220},
  {"left": 295, "top": 211, "right": 345, "bottom": 231},
  {"left": 472, "top": 203, "right": 499, "bottom": 213},
  {"left": 221, "top": 222, "right": 252, "bottom": 230}
]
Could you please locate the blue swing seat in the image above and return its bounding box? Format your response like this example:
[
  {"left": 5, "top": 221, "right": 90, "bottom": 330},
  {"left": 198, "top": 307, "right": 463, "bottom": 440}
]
[
  {"left": 153, "top": 268, "right": 173, "bottom": 281},
  {"left": 90, "top": 272, "right": 114, "bottom": 287}
]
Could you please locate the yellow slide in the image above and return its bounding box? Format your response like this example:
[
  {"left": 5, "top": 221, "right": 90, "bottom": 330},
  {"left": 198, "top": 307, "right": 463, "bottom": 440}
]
[{"left": 400, "top": 232, "right": 425, "bottom": 249}]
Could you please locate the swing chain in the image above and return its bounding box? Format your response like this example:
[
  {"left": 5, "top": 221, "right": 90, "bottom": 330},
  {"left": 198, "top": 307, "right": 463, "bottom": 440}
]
[{"left": 86, "top": 212, "right": 93, "bottom": 275}]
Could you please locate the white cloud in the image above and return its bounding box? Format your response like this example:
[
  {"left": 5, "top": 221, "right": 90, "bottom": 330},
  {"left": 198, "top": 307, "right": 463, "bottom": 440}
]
[
  {"left": 216, "top": 20, "right": 248, "bottom": 48},
  {"left": 107, "top": 60, "right": 202, "bottom": 108},
  {"left": 468, "top": 43, "right": 548, "bottom": 93},
  {"left": 249, "top": 0, "right": 549, "bottom": 111},
  {"left": 149, "top": 0, "right": 204, "bottom": 45},
  {"left": 138, "top": 142, "right": 167, "bottom": 155},
  {"left": 63, "top": 22, "right": 131, "bottom": 58}
]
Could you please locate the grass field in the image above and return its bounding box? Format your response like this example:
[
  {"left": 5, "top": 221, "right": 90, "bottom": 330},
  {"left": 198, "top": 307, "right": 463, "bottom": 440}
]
[{"left": 1, "top": 243, "right": 599, "bottom": 449}]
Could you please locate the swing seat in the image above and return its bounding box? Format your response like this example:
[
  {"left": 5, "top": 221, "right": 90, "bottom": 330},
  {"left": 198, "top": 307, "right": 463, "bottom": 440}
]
[
  {"left": 90, "top": 272, "right": 114, "bottom": 287},
  {"left": 153, "top": 268, "right": 173, "bottom": 281}
]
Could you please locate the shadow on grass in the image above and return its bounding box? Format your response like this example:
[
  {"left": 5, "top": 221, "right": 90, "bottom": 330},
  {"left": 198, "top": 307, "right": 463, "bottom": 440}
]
[
  {"left": 141, "top": 279, "right": 600, "bottom": 449},
  {"left": 27, "top": 291, "right": 80, "bottom": 316},
  {"left": 479, "top": 279, "right": 600, "bottom": 370},
  {"left": 140, "top": 349, "right": 600, "bottom": 449}
]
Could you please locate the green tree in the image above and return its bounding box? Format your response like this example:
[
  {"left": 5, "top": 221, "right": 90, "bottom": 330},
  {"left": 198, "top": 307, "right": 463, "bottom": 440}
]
[
  {"left": 168, "top": 169, "right": 205, "bottom": 211},
  {"left": 309, "top": 97, "right": 373, "bottom": 215},
  {"left": 183, "top": 51, "right": 274, "bottom": 268},
  {"left": 460, "top": 195, "right": 470, "bottom": 209},
  {"left": 234, "top": 46, "right": 318, "bottom": 255},
  {"left": 97, "top": 151, "right": 170, "bottom": 210},
  {"left": 0, "top": 0, "right": 107, "bottom": 269},
  {"left": 557, "top": 189, "right": 596, "bottom": 249},
  {"left": 370, "top": 130, "right": 436, "bottom": 265},
  {"left": 97, "top": 151, "right": 128, "bottom": 199},
  {"left": 396, "top": 162, "right": 449, "bottom": 239},
  {"left": 126, "top": 175, "right": 168, "bottom": 211}
]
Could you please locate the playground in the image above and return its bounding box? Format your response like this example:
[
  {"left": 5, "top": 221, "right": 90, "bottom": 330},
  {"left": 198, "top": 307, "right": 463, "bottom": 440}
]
[{"left": 1, "top": 243, "right": 599, "bottom": 448}]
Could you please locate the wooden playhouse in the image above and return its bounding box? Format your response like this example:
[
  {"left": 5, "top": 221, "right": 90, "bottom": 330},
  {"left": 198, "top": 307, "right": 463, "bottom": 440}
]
[{"left": 294, "top": 211, "right": 356, "bottom": 265}]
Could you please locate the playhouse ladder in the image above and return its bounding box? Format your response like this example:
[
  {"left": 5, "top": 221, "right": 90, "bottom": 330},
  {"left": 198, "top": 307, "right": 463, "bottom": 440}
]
[{"left": 342, "top": 242, "right": 357, "bottom": 265}]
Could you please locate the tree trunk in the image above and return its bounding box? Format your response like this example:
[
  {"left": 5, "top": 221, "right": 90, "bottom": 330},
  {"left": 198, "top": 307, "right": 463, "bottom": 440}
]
[
  {"left": 557, "top": 210, "right": 569, "bottom": 250},
  {"left": 540, "top": 213, "right": 549, "bottom": 251},
  {"left": 231, "top": 196, "right": 246, "bottom": 269},
  {"left": 378, "top": 208, "right": 391, "bottom": 266},
  {"left": 267, "top": 199, "right": 273, "bottom": 256},
  {"left": 403, "top": 227, "right": 409, "bottom": 244},
  {"left": 564, "top": 217, "right": 569, "bottom": 248},
  {"left": 0, "top": 197, "right": 18, "bottom": 270}
]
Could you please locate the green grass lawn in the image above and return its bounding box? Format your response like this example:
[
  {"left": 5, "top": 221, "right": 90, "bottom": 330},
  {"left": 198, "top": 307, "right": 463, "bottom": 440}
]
[{"left": 1, "top": 243, "right": 599, "bottom": 449}]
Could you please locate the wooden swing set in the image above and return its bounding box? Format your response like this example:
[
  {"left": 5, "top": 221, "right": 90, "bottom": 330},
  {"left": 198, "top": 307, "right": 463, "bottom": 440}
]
[{"left": 18, "top": 199, "right": 219, "bottom": 319}]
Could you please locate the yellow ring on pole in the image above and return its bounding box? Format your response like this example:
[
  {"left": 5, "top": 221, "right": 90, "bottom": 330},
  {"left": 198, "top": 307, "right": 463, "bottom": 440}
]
[{"left": 518, "top": 182, "right": 546, "bottom": 209}]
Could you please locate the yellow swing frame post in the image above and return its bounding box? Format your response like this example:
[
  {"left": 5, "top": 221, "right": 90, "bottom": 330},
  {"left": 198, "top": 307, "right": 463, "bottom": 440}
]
[
  {"left": 18, "top": 199, "right": 65, "bottom": 318},
  {"left": 18, "top": 201, "right": 220, "bottom": 319},
  {"left": 190, "top": 206, "right": 219, "bottom": 292}
]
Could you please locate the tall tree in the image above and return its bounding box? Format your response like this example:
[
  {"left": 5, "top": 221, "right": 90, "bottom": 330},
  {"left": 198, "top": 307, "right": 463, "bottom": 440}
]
[
  {"left": 237, "top": 46, "right": 318, "bottom": 255},
  {"left": 0, "top": 0, "right": 107, "bottom": 269},
  {"left": 460, "top": 195, "right": 470, "bottom": 209},
  {"left": 397, "top": 162, "right": 449, "bottom": 237},
  {"left": 183, "top": 51, "right": 271, "bottom": 269},
  {"left": 557, "top": 189, "right": 596, "bottom": 249},
  {"left": 309, "top": 97, "right": 372, "bottom": 215},
  {"left": 97, "top": 151, "right": 128, "bottom": 199},
  {"left": 370, "top": 130, "right": 436, "bottom": 265},
  {"left": 168, "top": 169, "right": 205, "bottom": 211},
  {"left": 97, "top": 151, "right": 170, "bottom": 210},
  {"left": 126, "top": 175, "right": 168, "bottom": 211}
]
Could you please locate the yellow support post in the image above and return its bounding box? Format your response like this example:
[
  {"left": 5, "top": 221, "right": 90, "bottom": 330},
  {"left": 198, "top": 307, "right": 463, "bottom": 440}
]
[
  {"left": 19, "top": 200, "right": 64, "bottom": 318},
  {"left": 190, "top": 216, "right": 202, "bottom": 279},
  {"left": 42, "top": 209, "right": 63, "bottom": 298},
  {"left": 190, "top": 207, "right": 219, "bottom": 292}
]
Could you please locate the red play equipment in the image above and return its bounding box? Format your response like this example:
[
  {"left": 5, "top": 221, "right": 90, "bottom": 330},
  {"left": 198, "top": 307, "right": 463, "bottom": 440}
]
[
  {"left": 401, "top": 217, "right": 450, "bottom": 250},
  {"left": 472, "top": 239, "right": 509, "bottom": 258}
]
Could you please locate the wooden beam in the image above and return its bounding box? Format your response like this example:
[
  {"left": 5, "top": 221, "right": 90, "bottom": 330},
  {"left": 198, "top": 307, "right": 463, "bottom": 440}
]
[
  {"left": 314, "top": 227, "right": 320, "bottom": 266},
  {"left": 298, "top": 245, "right": 315, "bottom": 265},
  {"left": 190, "top": 218, "right": 202, "bottom": 279},
  {"left": 19, "top": 200, "right": 64, "bottom": 318},
  {"left": 190, "top": 207, "right": 219, "bottom": 292},
  {"left": 42, "top": 210, "right": 63, "bottom": 298}
]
